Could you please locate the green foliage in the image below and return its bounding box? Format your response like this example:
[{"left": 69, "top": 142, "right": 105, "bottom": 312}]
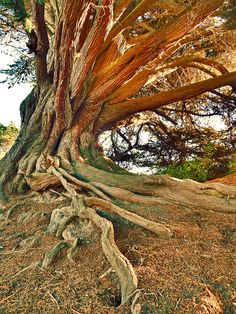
[
  {"left": 36, "top": 0, "right": 46, "bottom": 4},
  {"left": 0, "top": 0, "right": 28, "bottom": 23},
  {"left": 158, "top": 143, "right": 233, "bottom": 182},
  {"left": 0, "top": 123, "right": 7, "bottom": 146},
  {"left": 227, "top": 156, "right": 236, "bottom": 174},
  {"left": 219, "top": 0, "right": 236, "bottom": 30},
  {"left": 161, "top": 159, "right": 209, "bottom": 182},
  {"left": 0, "top": 55, "right": 35, "bottom": 87}
]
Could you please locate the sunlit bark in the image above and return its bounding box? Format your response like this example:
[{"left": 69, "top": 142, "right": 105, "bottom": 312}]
[{"left": 96, "top": 71, "right": 236, "bottom": 132}]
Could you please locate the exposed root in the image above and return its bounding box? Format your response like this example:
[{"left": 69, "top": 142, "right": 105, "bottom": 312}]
[
  {"left": 72, "top": 196, "right": 138, "bottom": 303},
  {"left": 48, "top": 166, "right": 173, "bottom": 237},
  {"left": 49, "top": 166, "right": 139, "bottom": 304},
  {"left": 200, "top": 182, "right": 236, "bottom": 198},
  {"left": 42, "top": 241, "right": 68, "bottom": 268},
  {"left": 130, "top": 290, "right": 142, "bottom": 314},
  {"left": 50, "top": 167, "right": 111, "bottom": 200},
  {"left": 29, "top": 164, "right": 236, "bottom": 308},
  {"left": 92, "top": 182, "right": 166, "bottom": 205},
  {"left": 10, "top": 261, "right": 40, "bottom": 278},
  {"left": 18, "top": 235, "right": 39, "bottom": 251},
  {"left": 47, "top": 206, "right": 77, "bottom": 237},
  {"left": 99, "top": 267, "right": 115, "bottom": 281},
  {"left": 168, "top": 198, "right": 236, "bottom": 215},
  {"left": 56, "top": 214, "right": 78, "bottom": 239},
  {"left": 27, "top": 163, "right": 236, "bottom": 214},
  {"left": 117, "top": 288, "right": 142, "bottom": 308},
  {"left": 26, "top": 172, "right": 62, "bottom": 191},
  {"left": 72, "top": 163, "right": 236, "bottom": 212},
  {"left": 67, "top": 238, "right": 80, "bottom": 264},
  {"left": 86, "top": 197, "right": 173, "bottom": 239},
  {"left": 46, "top": 291, "right": 60, "bottom": 309}
]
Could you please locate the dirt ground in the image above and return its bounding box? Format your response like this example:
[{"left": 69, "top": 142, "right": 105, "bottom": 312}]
[
  {"left": 0, "top": 179, "right": 235, "bottom": 314},
  {"left": 210, "top": 173, "right": 236, "bottom": 186}
]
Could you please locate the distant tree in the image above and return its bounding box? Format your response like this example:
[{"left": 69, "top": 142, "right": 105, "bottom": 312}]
[{"left": 0, "top": 0, "right": 235, "bottom": 308}]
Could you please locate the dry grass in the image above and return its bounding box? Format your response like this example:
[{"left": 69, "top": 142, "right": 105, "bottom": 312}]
[{"left": 0, "top": 192, "right": 235, "bottom": 313}]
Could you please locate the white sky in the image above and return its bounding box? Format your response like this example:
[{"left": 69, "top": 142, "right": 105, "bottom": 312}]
[{"left": 0, "top": 52, "right": 32, "bottom": 127}]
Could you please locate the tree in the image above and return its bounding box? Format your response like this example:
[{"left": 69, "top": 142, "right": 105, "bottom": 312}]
[
  {"left": 104, "top": 91, "right": 236, "bottom": 175},
  {"left": 0, "top": 0, "right": 236, "bottom": 308}
]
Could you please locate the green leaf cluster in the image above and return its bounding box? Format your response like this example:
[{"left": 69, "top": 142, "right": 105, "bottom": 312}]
[
  {"left": 36, "top": 0, "right": 45, "bottom": 4},
  {"left": 0, "top": 0, "right": 28, "bottom": 23},
  {"left": 0, "top": 55, "right": 35, "bottom": 87},
  {"left": 158, "top": 143, "right": 234, "bottom": 182}
]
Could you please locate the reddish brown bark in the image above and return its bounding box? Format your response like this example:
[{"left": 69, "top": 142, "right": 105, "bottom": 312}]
[{"left": 95, "top": 71, "right": 236, "bottom": 132}]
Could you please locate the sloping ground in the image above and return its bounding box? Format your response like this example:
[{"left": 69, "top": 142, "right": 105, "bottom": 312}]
[
  {"left": 0, "top": 192, "right": 235, "bottom": 314},
  {"left": 209, "top": 173, "right": 236, "bottom": 186},
  {"left": 0, "top": 137, "right": 17, "bottom": 160},
  {"left": 0, "top": 124, "right": 18, "bottom": 160}
]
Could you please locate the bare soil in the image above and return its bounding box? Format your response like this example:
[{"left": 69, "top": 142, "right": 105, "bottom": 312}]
[
  {"left": 210, "top": 173, "right": 236, "bottom": 186},
  {"left": 0, "top": 188, "right": 235, "bottom": 314}
]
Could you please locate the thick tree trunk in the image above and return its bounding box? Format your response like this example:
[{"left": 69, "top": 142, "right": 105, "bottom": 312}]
[
  {"left": 0, "top": 87, "right": 46, "bottom": 196},
  {"left": 0, "top": 83, "right": 125, "bottom": 199}
]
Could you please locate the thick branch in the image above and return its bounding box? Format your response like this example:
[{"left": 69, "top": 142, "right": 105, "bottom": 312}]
[
  {"left": 106, "top": 30, "right": 213, "bottom": 104},
  {"left": 90, "top": 0, "right": 224, "bottom": 103},
  {"left": 70, "top": 0, "right": 113, "bottom": 100},
  {"left": 101, "top": 0, "right": 154, "bottom": 52},
  {"left": 32, "top": 2, "right": 49, "bottom": 85},
  {"left": 96, "top": 71, "right": 236, "bottom": 131}
]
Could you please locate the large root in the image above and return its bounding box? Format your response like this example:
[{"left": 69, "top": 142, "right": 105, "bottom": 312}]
[
  {"left": 47, "top": 166, "right": 173, "bottom": 238},
  {"left": 42, "top": 241, "right": 68, "bottom": 268},
  {"left": 85, "top": 197, "right": 173, "bottom": 239},
  {"left": 47, "top": 166, "right": 142, "bottom": 304},
  {"left": 22, "top": 161, "right": 236, "bottom": 309},
  {"left": 53, "top": 167, "right": 111, "bottom": 201},
  {"left": 28, "top": 162, "right": 236, "bottom": 213},
  {"left": 72, "top": 196, "right": 138, "bottom": 303},
  {"left": 91, "top": 182, "right": 166, "bottom": 205}
]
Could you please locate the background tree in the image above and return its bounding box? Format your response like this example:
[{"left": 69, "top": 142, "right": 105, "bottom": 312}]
[
  {"left": 0, "top": 0, "right": 236, "bottom": 308},
  {"left": 103, "top": 91, "right": 236, "bottom": 178}
]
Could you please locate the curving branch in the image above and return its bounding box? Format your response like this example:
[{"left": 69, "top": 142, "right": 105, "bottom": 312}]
[
  {"left": 96, "top": 71, "right": 236, "bottom": 131},
  {"left": 106, "top": 30, "right": 213, "bottom": 104},
  {"left": 89, "top": 0, "right": 224, "bottom": 104}
]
